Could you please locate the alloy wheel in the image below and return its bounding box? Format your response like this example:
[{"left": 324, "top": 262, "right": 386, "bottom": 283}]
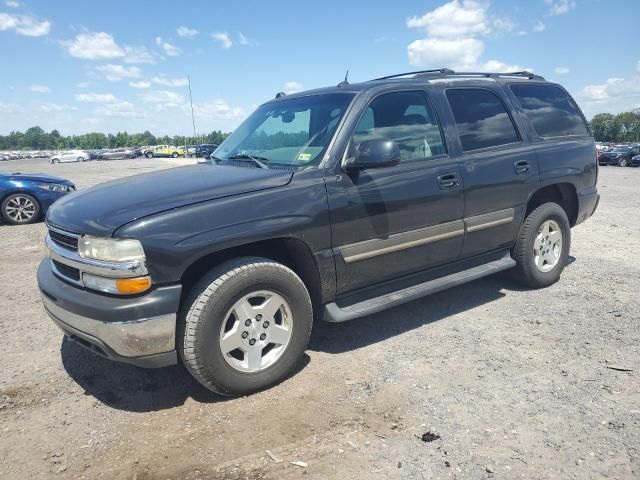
[
  {"left": 218, "top": 290, "right": 293, "bottom": 373},
  {"left": 5, "top": 196, "right": 36, "bottom": 223},
  {"left": 533, "top": 220, "right": 563, "bottom": 272}
]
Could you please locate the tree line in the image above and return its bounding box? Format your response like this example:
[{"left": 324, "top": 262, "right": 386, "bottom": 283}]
[
  {"left": 590, "top": 111, "right": 640, "bottom": 143},
  {"left": 0, "top": 126, "right": 230, "bottom": 150}
]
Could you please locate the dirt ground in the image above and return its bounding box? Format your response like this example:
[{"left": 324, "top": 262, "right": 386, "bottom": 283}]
[{"left": 0, "top": 158, "right": 638, "bottom": 479}]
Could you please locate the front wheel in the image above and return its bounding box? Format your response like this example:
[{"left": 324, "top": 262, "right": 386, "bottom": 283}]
[
  {"left": 77, "top": 157, "right": 85, "bottom": 162},
  {"left": 1, "top": 193, "right": 41, "bottom": 225},
  {"left": 179, "top": 257, "right": 313, "bottom": 396},
  {"left": 512, "top": 202, "right": 571, "bottom": 289},
  {"left": 172, "top": 152, "right": 178, "bottom": 158},
  {"left": 145, "top": 152, "right": 154, "bottom": 158},
  {"left": 619, "top": 157, "right": 628, "bottom": 167}
]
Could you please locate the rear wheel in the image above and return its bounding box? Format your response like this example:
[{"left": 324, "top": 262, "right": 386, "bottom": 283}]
[
  {"left": 77, "top": 156, "right": 85, "bottom": 162},
  {"left": 172, "top": 152, "right": 178, "bottom": 158},
  {"left": 145, "top": 151, "right": 154, "bottom": 158},
  {"left": 512, "top": 202, "right": 570, "bottom": 289},
  {"left": 619, "top": 157, "right": 628, "bottom": 167},
  {"left": 1, "top": 193, "right": 41, "bottom": 225},
  {"left": 179, "top": 257, "right": 313, "bottom": 396}
]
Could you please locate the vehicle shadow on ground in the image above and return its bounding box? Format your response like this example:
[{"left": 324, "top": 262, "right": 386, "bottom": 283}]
[
  {"left": 60, "top": 338, "right": 310, "bottom": 412},
  {"left": 309, "top": 272, "right": 533, "bottom": 354}
]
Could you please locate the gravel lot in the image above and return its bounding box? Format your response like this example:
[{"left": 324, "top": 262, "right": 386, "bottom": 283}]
[{"left": 0, "top": 158, "right": 638, "bottom": 479}]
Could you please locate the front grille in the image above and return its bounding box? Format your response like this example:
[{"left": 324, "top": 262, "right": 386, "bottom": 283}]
[
  {"left": 49, "top": 229, "right": 78, "bottom": 251},
  {"left": 52, "top": 259, "right": 80, "bottom": 282}
]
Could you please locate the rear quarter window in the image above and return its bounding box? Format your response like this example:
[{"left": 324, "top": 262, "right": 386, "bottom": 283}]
[{"left": 510, "top": 83, "right": 589, "bottom": 138}]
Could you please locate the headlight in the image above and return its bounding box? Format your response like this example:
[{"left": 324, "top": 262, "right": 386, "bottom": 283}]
[
  {"left": 39, "top": 183, "right": 70, "bottom": 192},
  {"left": 78, "top": 236, "right": 145, "bottom": 263}
]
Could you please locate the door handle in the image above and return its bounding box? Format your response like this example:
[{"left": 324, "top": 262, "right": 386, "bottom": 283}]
[
  {"left": 514, "top": 160, "right": 530, "bottom": 175},
  {"left": 437, "top": 173, "right": 459, "bottom": 190}
]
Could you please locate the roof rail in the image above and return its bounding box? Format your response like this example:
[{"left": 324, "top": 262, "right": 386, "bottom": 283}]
[{"left": 370, "top": 69, "right": 545, "bottom": 82}]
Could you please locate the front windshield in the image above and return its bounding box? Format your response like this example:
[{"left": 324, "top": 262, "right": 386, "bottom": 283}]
[
  {"left": 612, "top": 146, "right": 631, "bottom": 152},
  {"left": 213, "top": 93, "right": 354, "bottom": 167}
]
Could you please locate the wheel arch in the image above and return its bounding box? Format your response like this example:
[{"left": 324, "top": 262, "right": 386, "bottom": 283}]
[
  {"left": 179, "top": 236, "right": 324, "bottom": 314},
  {"left": 525, "top": 182, "right": 578, "bottom": 227}
]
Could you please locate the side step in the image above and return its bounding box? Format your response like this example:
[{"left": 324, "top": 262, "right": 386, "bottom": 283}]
[{"left": 324, "top": 251, "right": 516, "bottom": 322}]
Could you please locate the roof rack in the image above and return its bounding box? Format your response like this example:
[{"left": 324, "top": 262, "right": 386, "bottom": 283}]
[{"left": 370, "top": 69, "right": 544, "bottom": 82}]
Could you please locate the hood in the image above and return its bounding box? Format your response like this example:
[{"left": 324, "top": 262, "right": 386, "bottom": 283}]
[
  {"left": 7, "top": 172, "right": 72, "bottom": 184},
  {"left": 46, "top": 164, "right": 293, "bottom": 236}
]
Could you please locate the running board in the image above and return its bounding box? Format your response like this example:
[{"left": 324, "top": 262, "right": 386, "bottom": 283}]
[{"left": 324, "top": 252, "right": 516, "bottom": 322}]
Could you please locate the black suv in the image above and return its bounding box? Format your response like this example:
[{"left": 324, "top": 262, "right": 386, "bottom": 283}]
[
  {"left": 598, "top": 145, "right": 640, "bottom": 167},
  {"left": 196, "top": 143, "right": 219, "bottom": 158},
  {"left": 38, "top": 69, "right": 599, "bottom": 396}
]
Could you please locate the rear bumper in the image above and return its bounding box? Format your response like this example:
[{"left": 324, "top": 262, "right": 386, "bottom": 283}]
[
  {"left": 37, "top": 258, "right": 181, "bottom": 368},
  {"left": 575, "top": 187, "right": 599, "bottom": 226}
]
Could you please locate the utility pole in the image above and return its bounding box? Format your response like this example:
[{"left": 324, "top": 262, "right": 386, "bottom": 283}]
[{"left": 188, "top": 74, "right": 197, "bottom": 147}]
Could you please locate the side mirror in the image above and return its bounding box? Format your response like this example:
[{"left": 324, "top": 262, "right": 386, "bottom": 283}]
[{"left": 345, "top": 139, "right": 400, "bottom": 171}]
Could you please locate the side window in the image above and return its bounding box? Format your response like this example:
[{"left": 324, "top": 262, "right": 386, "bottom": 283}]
[
  {"left": 510, "top": 84, "right": 590, "bottom": 138},
  {"left": 352, "top": 91, "right": 445, "bottom": 162},
  {"left": 446, "top": 88, "right": 520, "bottom": 151}
]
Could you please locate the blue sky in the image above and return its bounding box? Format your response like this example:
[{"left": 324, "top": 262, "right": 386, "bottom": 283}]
[{"left": 0, "top": 0, "right": 638, "bottom": 136}]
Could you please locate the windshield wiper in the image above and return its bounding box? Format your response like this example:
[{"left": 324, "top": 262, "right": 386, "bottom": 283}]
[{"left": 227, "top": 153, "right": 270, "bottom": 169}]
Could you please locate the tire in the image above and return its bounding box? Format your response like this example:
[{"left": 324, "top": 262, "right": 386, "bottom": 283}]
[
  {"left": 179, "top": 257, "right": 313, "bottom": 396},
  {"left": 172, "top": 152, "right": 178, "bottom": 158},
  {"left": 512, "top": 202, "right": 571, "bottom": 289},
  {"left": 1, "top": 193, "right": 41, "bottom": 225},
  {"left": 77, "top": 157, "right": 84, "bottom": 162},
  {"left": 52, "top": 158, "right": 59, "bottom": 164},
  {"left": 145, "top": 152, "right": 154, "bottom": 158},
  {"left": 619, "top": 157, "right": 628, "bottom": 167}
]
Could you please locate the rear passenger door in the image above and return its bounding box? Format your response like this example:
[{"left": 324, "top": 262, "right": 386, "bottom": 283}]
[{"left": 444, "top": 87, "right": 538, "bottom": 257}]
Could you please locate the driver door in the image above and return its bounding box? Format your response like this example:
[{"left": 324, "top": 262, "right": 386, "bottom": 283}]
[{"left": 326, "top": 89, "right": 465, "bottom": 294}]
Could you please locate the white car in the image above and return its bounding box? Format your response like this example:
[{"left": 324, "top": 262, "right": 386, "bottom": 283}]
[{"left": 49, "top": 150, "right": 90, "bottom": 164}]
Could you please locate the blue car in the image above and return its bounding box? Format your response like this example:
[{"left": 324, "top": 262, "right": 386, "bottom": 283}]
[{"left": 1, "top": 170, "right": 75, "bottom": 225}]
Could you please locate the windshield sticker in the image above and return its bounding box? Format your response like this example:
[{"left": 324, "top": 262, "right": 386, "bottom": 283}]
[{"left": 297, "top": 153, "right": 312, "bottom": 161}]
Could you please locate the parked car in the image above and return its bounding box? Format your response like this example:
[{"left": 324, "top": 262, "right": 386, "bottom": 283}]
[
  {"left": 630, "top": 154, "right": 640, "bottom": 167},
  {"left": 1, "top": 170, "right": 75, "bottom": 225},
  {"left": 0, "top": 155, "right": 7, "bottom": 161},
  {"left": 197, "top": 143, "right": 219, "bottom": 158},
  {"left": 101, "top": 148, "right": 136, "bottom": 160},
  {"left": 38, "top": 69, "right": 599, "bottom": 396},
  {"left": 144, "top": 145, "right": 183, "bottom": 158},
  {"left": 598, "top": 145, "right": 640, "bottom": 166},
  {"left": 49, "top": 150, "right": 90, "bottom": 164}
]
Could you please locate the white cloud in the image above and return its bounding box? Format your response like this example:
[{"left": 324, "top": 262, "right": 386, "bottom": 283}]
[
  {"left": 191, "top": 99, "right": 245, "bottom": 119},
  {"left": 129, "top": 80, "right": 151, "bottom": 89},
  {"left": 407, "top": 0, "right": 490, "bottom": 38},
  {"left": 0, "top": 101, "right": 21, "bottom": 113},
  {"left": 123, "top": 46, "right": 156, "bottom": 64},
  {"left": 545, "top": 0, "right": 576, "bottom": 16},
  {"left": 212, "top": 32, "right": 232, "bottom": 49},
  {"left": 6, "top": 1, "right": 20, "bottom": 7},
  {"left": 406, "top": 0, "right": 522, "bottom": 72},
  {"left": 177, "top": 26, "right": 198, "bottom": 38},
  {"left": 96, "top": 64, "right": 141, "bottom": 81},
  {"left": 283, "top": 81, "right": 303, "bottom": 94},
  {"left": 139, "top": 90, "right": 184, "bottom": 106},
  {"left": 151, "top": 75, "right": 188, "bottom": 87},
  {"left": 76, "top": 81, "right": 91, "bottom": 88},
  {"left": 577, "top": 74, "right": 640, "bottom": 118},
  {"left": 95, "top": 101, "right": 146, "bottom": 118},
  {"left": 38, "top": 103, "right": 76, "bottom": 112},
  {"left": 480, "top": 59, "right": 526, "bottom": 72},
  {"left": 533, "top": 20, "right": 546, "bottom": 32},
  {"left": 493, "top": 17, "right": 515, "bottom": 33},
  {"left": 62, "top": 32, "right": 155, "bottom": 63},
  {"left": 155, "top": 36, "right": 182, "bottom": 56},
  {"left": 238, "top": 32, "right": 249, "bottom": 45},
  {"left": 75, "top": 93, "right": 118, "bottom": 103},
  {"left": 63, "top": 32, "right": 124, "bottom": 60},
  {"left": 554, "top": 66, "right": 570, "bottom": 75},
  {"left": 0, "top": 13, "right": 50, "bottom": 36},
  {"left": 29, "top": 84, "right": 50, "bottom": 93}
]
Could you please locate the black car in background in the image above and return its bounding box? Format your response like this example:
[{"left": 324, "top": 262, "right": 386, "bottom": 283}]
[
  {"left": 196, "top": 143, "right": 218, "bottom": 158},
  {"left": 598, "top": 145, "right": 640, "bottom": 166}
]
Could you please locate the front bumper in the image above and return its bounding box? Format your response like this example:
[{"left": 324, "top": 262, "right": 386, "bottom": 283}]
[{"left": 38, "top": 258, "right": 181, "bottom": 368}]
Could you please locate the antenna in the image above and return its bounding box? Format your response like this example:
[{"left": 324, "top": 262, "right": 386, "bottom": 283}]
[
  {"left": 337, "top": 69, "right": 349, "bottom": 87},
  {"left": 187, "top": 74, "right": 197, "bottom": 145}
]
